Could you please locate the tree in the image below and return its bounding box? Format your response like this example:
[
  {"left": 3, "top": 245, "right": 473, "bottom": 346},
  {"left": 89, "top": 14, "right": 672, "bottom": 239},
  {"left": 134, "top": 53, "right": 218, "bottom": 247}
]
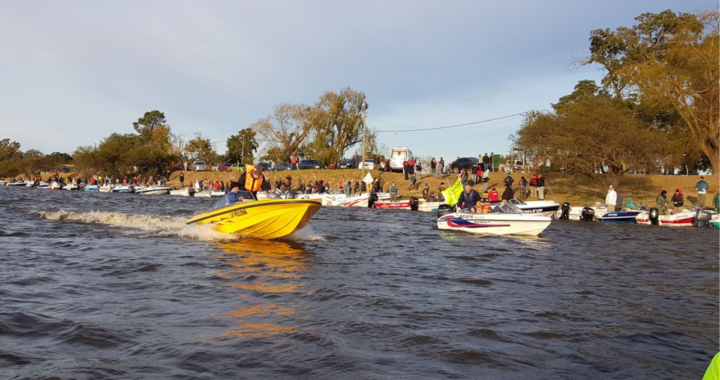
[
  {"left": 310, "top": 87, "right": 366, "bottom": 166},
  {"left": 254, "top": 104, "right": 315, "bottom": 163},
  {"left": 586, "top": 9, "right": 719, "bottom": 172},
  {"left": 226, "top": 128, "right": 258, "bottom": 164},
  {"left": 133, "top": 110, "right": 168, "bottom": 142},
  {"left": 515, "top": 88, "right": 668, "bottom": 188},
  {"left": 185, "top": 134, "right": 218, "bottom": 164}
]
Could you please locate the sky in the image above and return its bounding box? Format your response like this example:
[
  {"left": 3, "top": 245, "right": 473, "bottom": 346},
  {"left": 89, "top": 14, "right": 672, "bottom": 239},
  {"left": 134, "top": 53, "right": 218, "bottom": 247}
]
[{"left": 0, "top": 0, "right": 715, "bottom": 164}]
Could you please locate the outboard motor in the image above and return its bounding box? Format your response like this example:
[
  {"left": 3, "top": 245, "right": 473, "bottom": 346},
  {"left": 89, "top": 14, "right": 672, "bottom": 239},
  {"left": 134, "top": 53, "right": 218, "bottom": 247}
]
[
  {"left": 437, "top": 204, "right": 454, "bottom": 218},
  {"left": 559, "top": 202, "right": 570, "bottom": 220},
  {"left": 695, "top": 209, "right": 712, "bottom": 227},
  {"left": 409, "top": 197, "right": 419, "bottom": 211},
  {"left": 580, "top": 207, "right": 595, "bottom": 222},
  {"left": 648, "top": 208, "right": 659, "bottom": 225},
  {"left": 367, "top": 193, "right": 378, "bottom": 208}
]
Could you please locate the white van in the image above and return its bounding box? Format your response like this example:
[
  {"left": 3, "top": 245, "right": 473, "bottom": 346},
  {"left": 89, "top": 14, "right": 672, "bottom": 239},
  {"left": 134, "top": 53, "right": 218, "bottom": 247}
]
[{"left": 389, "top": 147, "right": 413, "bottom": 172}]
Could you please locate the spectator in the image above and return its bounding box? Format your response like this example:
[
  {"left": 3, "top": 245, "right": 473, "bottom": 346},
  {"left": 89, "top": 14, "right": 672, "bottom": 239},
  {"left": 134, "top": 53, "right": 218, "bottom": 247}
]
[
  {"left": 430, "top": 158, "right": 437, "bottom": 176},
  {"left": 696, "top": 176, "right": 709, "bottom": 209},
  {"left": 605, "top": 185, "right": 617, "bottom": 212},
  {"left": 671, "top": 188, "right": 684, "bottom": 214},
  {"left": 437, "top": 157, "right": 444, "bottom": 179}
]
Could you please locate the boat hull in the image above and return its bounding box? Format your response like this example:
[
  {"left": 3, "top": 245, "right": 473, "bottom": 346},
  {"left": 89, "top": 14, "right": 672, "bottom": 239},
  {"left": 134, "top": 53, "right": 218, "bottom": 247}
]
[
  {"left": 635, "top": 211, "right": 696, "bottom": 227},
  {"left": 437, "top": 212, "right": 551, "bottom": 236},
  {"left": 186, "top": 199, "right": 322, "bottom": 239},
  {"left": 599, "top": 211, "right": 642, "bottom": 223}
]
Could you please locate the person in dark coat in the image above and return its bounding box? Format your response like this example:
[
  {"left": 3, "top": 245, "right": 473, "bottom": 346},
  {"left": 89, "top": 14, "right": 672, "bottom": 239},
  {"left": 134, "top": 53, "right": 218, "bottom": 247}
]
[
  {"left": 501, "top": 183, "right": 514, "bottom": 203},
  {"left": 457, "top": 184, "right": 481, "bottom": 210}
]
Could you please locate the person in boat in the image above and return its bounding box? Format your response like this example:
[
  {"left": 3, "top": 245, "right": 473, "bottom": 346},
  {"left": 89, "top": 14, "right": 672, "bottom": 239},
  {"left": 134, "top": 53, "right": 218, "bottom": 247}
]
[
  {"left": 671, "top": 188, "right": 684, "bottom": 214},
  {"left": 225, "top": 182, "right": 245, "bottom": 204},
  {"left": 457, "top": 184, "right": 481, "bottom": 211},
  {"left": 656, "top": 190, "right": 669, "bottom": 215},
  {"left": 626, "top": 197, "right": 638, "bottom": 210},
  {"left": 501, "top": 183, "right": 514, "bottom": 203},
  {"left": 388, "top": 181, "right": 399, "bottom": 202},
  {"left": 605, "top": 185, "right": 617, "bottom": 212},
  {"left": 237, "top": 165, "right": 265, "bottom": 198},
  {"left": 487, "top": 186, "right": 500, "bottom": 202}
]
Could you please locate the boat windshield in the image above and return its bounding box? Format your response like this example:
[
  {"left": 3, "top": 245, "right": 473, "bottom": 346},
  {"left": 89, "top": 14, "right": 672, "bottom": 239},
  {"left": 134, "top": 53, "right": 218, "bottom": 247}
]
[{"left": 210, "top": 190, "right": 256, "bottom": 210}]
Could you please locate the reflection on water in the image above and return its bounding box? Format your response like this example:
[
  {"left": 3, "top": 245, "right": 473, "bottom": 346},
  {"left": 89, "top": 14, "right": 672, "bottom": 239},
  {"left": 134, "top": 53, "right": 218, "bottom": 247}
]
[{"left": 213, "top": 239, "right": 309, "bottom": 339}]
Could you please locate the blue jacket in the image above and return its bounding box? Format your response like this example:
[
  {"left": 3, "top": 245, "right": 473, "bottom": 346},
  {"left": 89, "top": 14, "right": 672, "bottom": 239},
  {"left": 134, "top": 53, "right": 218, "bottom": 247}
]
[
  {"left": 696, "top": 180, "right": 709, "bottom": 192},
  {"left": 457, "top": 189, "right": 481, "bottom": 209}
]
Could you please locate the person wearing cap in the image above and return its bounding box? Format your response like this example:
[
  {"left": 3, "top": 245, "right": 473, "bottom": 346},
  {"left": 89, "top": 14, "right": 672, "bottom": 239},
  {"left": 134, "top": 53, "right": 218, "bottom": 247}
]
[
  {"left": 671, "top": 188, "right": 684, "bottom": 214},
  {"left": 605, "top": 185, "right": 617, "bottom": 212},
  {"left": 656, "top": 190, "right": 670, "bottom": 215},
  {"left": 696, "top": 176, "right": 709, "bottom": 209},
  {"left": 421, "top": 183, "right": 429, "bottom": 199},
  {"left": 237, "top": 164, "right": 265, "bottom": 197},
  {"left": 488, "top": 185, "right": 500, "bottom": 202}
]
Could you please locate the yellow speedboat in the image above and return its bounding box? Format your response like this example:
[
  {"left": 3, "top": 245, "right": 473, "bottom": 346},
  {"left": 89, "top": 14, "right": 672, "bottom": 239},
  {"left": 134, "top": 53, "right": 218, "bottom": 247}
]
[{"left": 186, "top": 190, "right": 322, "bottom": 239}]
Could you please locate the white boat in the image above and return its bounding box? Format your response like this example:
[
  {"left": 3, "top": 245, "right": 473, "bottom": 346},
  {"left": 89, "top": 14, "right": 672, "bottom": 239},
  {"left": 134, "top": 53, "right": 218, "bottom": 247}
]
[
  {"left": 84, "top": 184, "right": 100, "bottom": 192},
  {"left": 99, "top": 185, "right": 114, "bottom": 193},
  {"left": 49, "top": 181, "right": 64, "bottom": 190},
  {"left": 136, "top": 186, "right": 171, "bottom": 195},
  {"left": 112, "top": 184, "right": 135, "bottom": 193},
  {"left": 419, "top": 201, "right": 442, "bottom": 212},
  {"left": 322, "top": 192, "right": 390, "bottom": 207},
  {"left": 170, "top": 187, "right": 196, "bottom": 197},
  {"left": 64, "top": 183, "right": 82, "bottom": 190},
  {"left": 504, "top": 199, "right": 560, "bottom": 217},
  {"left": 6, "top": 181, "right": 28, "bottom": 186},
  {"left": 35, "top": 181, "right": 50, "bottom": 189},
  {"left": 555, "top": 204, "right": 608, "bottom": 221},
  {"left": 437, "top": 203, "right": 552, "bottom": 236},
  {"left": 0, "top": 180, "right": 7, "bottom": 186},
  {"left": 635, "top": 209, "right": 697, "bottom": 227}
]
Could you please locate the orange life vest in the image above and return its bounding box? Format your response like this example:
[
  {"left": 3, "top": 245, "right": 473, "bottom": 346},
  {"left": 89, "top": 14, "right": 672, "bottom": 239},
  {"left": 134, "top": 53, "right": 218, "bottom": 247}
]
[
  {"left": 475, "top": 201, "right": 490, "bottom": 214},
  {"left": 243, "top": 165, "right": 263, "bottom": 192}
]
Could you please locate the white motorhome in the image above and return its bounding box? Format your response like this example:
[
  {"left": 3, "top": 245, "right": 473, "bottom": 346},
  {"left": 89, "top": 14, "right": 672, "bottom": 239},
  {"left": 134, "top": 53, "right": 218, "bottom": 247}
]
[{"left": 389, "top": 147, "right": 413, "bottom": 172}]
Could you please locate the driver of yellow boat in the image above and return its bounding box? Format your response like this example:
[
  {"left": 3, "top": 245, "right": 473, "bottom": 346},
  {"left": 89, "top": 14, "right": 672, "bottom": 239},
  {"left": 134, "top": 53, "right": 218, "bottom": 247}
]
[
  {"left": 238, "top": 165, "right": 265, "bottom": 198},
  {"left": 226, "top": 182, "right": 245, "bottom": 204}
]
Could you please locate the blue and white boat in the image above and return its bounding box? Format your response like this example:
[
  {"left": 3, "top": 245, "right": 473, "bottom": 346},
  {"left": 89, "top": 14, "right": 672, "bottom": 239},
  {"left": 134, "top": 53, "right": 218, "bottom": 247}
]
[{"left": 598, "top": 210, "right": 642, "bottom": 223}]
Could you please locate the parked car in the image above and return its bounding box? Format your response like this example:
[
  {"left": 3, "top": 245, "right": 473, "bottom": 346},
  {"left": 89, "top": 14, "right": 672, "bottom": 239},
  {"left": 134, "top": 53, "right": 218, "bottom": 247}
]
[
  {"left": 298, "top": 159, "right": 324, "bottom": 170},
  {"left": 359, "top": 159, "right": 374, "bottom": 170},
  {"left": 450, "top": 157, "right": 479, "bottom": 173},
  {"left": 256, "top": 162, "right": 272, "bottom": 171},
  {"left": 275, "top": 162, "right": 292, "bottom": 171},
  {"left": 216, "top": 163, "right": 232, "bottom": 172},
  {"left": 171, "top": 162, "right": 184, "bottom": 171},
  {"left": 192, "top": 160, "right": 208, "bottom": 171},
  {"left": 337, "top": 159, "right": 355, "bottom": 169},
  {"left": 230, "top": 163, "right": 245, "bottom": 172}
]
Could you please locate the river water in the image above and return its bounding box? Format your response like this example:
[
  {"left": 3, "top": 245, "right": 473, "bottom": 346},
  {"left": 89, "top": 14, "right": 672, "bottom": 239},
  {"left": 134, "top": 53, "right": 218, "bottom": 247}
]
[{"left": 1, "top": 186, "right": 717, "bottom": 379}]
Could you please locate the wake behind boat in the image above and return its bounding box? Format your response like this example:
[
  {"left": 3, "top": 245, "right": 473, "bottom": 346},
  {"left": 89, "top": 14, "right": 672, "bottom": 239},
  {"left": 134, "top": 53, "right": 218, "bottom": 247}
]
[{"left": 186, "top": 190, "right": 322, "bottom": 240}]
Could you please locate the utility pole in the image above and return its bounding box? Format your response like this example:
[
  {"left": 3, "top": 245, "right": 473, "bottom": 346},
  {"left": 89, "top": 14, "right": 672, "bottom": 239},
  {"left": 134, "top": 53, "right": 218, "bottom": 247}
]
[{"left": 360, "top": 101, "right": 369, "bottom": 177}]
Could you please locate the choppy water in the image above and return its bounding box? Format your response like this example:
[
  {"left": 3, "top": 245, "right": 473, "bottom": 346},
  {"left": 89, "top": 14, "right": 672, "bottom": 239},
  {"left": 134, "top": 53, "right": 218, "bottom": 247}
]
[{"left": 1, "top": 186, "right": 718, "bottom": 379}]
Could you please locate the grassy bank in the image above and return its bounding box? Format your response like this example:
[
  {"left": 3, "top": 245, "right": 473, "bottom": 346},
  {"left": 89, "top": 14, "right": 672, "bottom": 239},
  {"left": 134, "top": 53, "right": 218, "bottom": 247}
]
[{"left": 46, "top": 169, "right": 717, "bottom": 208}]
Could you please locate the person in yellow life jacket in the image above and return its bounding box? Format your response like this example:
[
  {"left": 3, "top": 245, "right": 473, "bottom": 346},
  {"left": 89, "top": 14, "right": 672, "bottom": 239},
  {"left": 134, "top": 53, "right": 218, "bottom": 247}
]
[{"left": 238, "top": 164, "right": 265, "bottom": 197}]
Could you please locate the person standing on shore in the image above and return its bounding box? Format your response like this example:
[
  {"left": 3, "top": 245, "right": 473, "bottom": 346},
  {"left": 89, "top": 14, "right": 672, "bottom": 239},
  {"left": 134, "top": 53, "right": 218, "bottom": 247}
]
[
  {"left": 536, "top": 174, "right": 546, "bottom": 200},
  {"left": 482, "top": 153, "right": 490, "bottom": 172},
  {"left": 489, "top": 152, "right": 494, "bottom": 172},
  {"left": 682, "top": 153, "right": 689, "bottom": 175},
  {"left": 430, "top": 158, "right": 437, "bottom": 176},
  {"left": 713, "top": 192, "right": 720, "bottom": 212},
  {"left": 518, "top": 176, "right": 528, "bottom": 200},
  {"left": 605, "top": 185, "right": 617, "bottom": 212},
  {"left": 437, "top": 158, "right": 444, "bottom": 179},
  {"left": 481, "top": 168, "right": 490, "bottom": 193},
  {"left": 671, "top": 188, "right": 684, "bottom": 214},
  {"left": 695, "top": 176, "right": 709, "bottom": 209},
  {"left": 615, "top": 188, "right": 623, "bottom": 212},
  {"left": 179, "top": 172, "right": 184, "bottom": 188}
]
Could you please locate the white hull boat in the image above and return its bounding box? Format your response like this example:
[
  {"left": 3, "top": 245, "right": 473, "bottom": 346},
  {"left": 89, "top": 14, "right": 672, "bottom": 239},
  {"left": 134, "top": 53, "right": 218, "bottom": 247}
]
[
  {"left": 322, "top": 192, "right": 390, "bottom": 207},
  {"left": 437, "top": 204, "right": 552, "bottom": 236},
  {"left": 636, "top": 209, "right": 697, "bottom": 227},
  {"left": 84, "top": 184, "right": 100, "bottom": 192},
  {"left": 6, "top": 181, "right": 28, "bottom": 186},
  {"left": 49, "top": 181, "right": 64, "bottom": 190},
  {"left": 99, "top": 185, "right": 114, "bottom": 193},
  {"left": 505, "top": 199, "right": 560, "bottom": 217},
  {"left": 112, "top": 184, "right": 135, "bottom": 193},
  {"left": 170, "top": 187, "right": 196, "bottom": 196},
  {"left": 136, "top": 186, "right": 171, "bottom": 195}
]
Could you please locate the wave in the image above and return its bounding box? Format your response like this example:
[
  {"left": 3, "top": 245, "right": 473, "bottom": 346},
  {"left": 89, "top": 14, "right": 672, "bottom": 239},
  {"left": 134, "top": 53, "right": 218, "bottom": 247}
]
[{"left": 35, "top": 210, "right": 229, "bottom": 241}]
